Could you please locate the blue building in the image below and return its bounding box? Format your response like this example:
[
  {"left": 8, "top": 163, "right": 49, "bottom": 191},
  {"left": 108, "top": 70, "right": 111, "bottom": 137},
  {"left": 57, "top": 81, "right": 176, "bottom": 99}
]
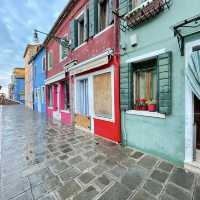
[
  {"left": 11, "top": 68, "right": 25, "bottom": 104},
  {"left": 30, "top": 47, "right": 46, "bottom": 113}
]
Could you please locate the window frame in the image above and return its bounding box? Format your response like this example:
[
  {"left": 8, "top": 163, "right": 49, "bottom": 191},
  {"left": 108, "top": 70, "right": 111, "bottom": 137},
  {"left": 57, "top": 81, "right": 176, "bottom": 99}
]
[
  {"left": 132, "top": 59, "right": 158, "bottom": 112},
  {"left": 98, "top": 0, "right": 109, "bottom": 32},
  {"left": 77, "top": 13, "right": 85, "bottom": 46},
  {"left": 59, "top": 34, "right": 69, "bottom": 62},
  {"left": 47, "top": 51, "right": 53, "bottom": 71}
]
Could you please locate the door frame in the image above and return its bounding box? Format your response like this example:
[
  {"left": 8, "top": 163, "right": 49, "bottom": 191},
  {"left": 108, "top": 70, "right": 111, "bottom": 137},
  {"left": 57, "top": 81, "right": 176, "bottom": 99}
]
[{"left": 185, "top": 39, "right": 200, "bottom": 163}]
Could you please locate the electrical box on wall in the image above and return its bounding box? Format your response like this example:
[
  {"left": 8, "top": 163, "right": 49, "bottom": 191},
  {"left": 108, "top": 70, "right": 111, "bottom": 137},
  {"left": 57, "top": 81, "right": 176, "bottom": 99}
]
[{"left": 130, "top": 34, "right": 138, "bottom": 47}]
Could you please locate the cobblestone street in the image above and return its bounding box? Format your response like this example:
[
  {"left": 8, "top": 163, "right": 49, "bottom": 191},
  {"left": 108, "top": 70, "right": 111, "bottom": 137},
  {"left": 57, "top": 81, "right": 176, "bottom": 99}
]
[{"left": 0, "top": 105, "right": 200, "bottom": 200}]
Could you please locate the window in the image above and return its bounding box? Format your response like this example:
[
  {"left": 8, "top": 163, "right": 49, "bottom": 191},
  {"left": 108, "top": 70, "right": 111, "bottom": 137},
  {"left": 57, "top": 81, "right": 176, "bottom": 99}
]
[
  {"left": 98, "top": 0, "right": 109, "bottom": 32},
  {"left": 60, "top": 38, "right": 68, "bottom": 61},
  {"left": 78, "top": 14, "right": 85, "bottom": 45},
  {"left": 48, "top": 85, "right": 53, "bottom": 107},
  {"left": 133, "top": 59, "right": 157, "bottom": 111},
  {"left": 93, "top": 72, "right": 112, "bottom": 118},
  {"left": 42, "top": 56, "right": 46, "bottom": 71},
  {"left": 63, "top": 81, "right": 70, "bottom": 110},
  {"left": 47, "top": 52, "right": 53, "bottom": 70},
  {"left": 76, "top": 79, "right": 89, "bottom": 116},
  {"left": 129, "top": 0, "right": 148, "bottom": 10}
]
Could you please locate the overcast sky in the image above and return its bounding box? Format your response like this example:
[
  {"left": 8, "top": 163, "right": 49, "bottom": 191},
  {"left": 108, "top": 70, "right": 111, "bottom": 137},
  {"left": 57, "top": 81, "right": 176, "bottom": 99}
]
[{"left": 0, "top": 0, "right": 68, "bottom": 94}]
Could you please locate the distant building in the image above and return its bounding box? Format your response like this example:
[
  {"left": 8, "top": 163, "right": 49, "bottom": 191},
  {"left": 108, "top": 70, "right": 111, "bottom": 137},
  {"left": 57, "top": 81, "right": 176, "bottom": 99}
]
[
  {"left": 24, "top": 43, "right": 41, "bottom": 109},
  {"left": 30, "top": 46, "right": 46, "bottom": 113},
  {"left": 10, "top": 68, "right": 25, "bottom": 104}
]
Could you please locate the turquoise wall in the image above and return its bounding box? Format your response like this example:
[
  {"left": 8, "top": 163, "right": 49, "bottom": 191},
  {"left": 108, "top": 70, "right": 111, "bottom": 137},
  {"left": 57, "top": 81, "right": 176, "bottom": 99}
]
[{"left": 120, "top": 0, "right": 200, "bottom": 165}]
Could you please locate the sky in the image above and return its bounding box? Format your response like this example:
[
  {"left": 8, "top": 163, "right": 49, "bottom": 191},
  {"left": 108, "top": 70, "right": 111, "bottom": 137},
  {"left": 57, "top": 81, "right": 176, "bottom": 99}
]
[{"left": 0, "top": 0, "right": 68, "bottom": 95}]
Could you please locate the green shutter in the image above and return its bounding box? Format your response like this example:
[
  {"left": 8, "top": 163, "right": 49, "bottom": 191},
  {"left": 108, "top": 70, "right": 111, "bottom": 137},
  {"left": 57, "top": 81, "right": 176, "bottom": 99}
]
[
  {"left": 119, "top": 0, "right": 129, "bottom": 17},
  {"left": 157, "top": 52, "right": 172, "bottom": 115},
  {"left": 84, "top": 8, "right": 89, "bottom": 41},
  {"left": 120, "top": 63, "right": 133, "bottom": 110},
  {"left": 89, "top": 0, "right": 98, "bottom": 37},
  {"left": 108, "top": 0, "right": 114, "bottom": 25},
  {"left": 70, "top": 19, "right": 78, "bottom": 49}
]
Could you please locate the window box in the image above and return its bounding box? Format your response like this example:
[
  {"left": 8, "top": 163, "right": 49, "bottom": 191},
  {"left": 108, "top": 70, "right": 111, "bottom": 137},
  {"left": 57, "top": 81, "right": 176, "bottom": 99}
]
[{"left": 125, "top": 0, "right": 166, "bottom": 28}]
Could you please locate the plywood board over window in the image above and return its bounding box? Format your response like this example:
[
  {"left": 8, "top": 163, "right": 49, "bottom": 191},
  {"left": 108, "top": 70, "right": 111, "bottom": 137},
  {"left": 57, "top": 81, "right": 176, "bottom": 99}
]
[{"left": 93, "top": 72, "right": 112, "bottom": 118}]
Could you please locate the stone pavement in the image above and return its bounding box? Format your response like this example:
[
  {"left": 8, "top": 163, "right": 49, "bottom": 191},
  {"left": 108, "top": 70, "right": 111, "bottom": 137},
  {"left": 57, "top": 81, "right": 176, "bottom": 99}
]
[{"left": 0, "top": 105, "right": 200, "bottom": 200}]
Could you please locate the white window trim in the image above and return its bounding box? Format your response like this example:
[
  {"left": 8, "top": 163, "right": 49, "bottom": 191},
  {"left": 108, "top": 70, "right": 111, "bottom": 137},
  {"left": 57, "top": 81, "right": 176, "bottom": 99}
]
[
  {"left": 94, "top": 24, "right": 114, "bottom": 39},
  {"left": 47, "top": 51, "right": 53, "bottom": 71},
  {"left": 74, "top": 66, "right": 115, "bottom": 122},
  {"left": 126, "top": 110, "right": 165, "bottom": 119},
  {"left": 126, "top": 48, "right": 166, "bottom": 63}
]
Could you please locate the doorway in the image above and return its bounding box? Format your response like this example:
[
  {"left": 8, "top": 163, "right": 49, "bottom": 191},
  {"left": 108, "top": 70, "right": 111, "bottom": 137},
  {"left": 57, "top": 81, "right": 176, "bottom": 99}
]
[
  {"left": 37, "top": 88, "right": 41, "bottom": 112},
  {"left": 194, "top": 95, "right": 200, "bottom": 161}
]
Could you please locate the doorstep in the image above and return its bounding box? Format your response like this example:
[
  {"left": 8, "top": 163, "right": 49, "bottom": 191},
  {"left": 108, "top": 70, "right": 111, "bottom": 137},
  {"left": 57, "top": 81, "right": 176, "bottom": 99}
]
[{"left": 184, "top": 161, "right": 200, "bottom": 174}]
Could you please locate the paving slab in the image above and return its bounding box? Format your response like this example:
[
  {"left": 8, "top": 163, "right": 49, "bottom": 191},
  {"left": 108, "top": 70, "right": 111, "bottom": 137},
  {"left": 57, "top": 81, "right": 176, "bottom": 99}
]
[
  {"left": 97, "top": 182, "right": 132, "bottom": 200},
  {"left": 56, "top": 180, "right": 81, "bottom": 199},
  {"left": 73, "top": 185, "right": 98, "bottom": 200},
  {"left": 169, "top": 168, "right": 195, "bottom": 190}
]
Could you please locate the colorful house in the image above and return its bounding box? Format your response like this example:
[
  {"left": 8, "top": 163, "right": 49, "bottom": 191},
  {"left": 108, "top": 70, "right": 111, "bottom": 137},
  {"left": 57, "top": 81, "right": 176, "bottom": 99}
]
[
  {"left": 24, "top": 43, "right": 41, "bottom": 109},
  {"left": 30, "top": 47, "right": 46, "bottom": 112},
  {"left": 10, "top": 68, "right": 25, "bottom": 104},
  {"left": 44, "top": 0, "right": 121, "bottom": 142},
  {"left": 119, "top": 0, "right": 200, "bottom": 167}
]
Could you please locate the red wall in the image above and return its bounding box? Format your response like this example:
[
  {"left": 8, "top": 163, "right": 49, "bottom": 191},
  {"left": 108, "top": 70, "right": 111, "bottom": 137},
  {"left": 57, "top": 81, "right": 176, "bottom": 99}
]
[{"left": 46, "top": 0, "right": 116, "bottom": 79}]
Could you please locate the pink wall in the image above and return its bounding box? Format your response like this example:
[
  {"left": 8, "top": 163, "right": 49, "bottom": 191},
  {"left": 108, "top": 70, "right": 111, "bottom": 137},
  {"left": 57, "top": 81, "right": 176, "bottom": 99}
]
[{"left": 61, "top": 111, "right": 72, "bottom": 125}]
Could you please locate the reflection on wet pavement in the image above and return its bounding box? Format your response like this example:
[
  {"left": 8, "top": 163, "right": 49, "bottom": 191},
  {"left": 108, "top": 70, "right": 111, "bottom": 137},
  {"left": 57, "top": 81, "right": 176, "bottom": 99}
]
[{"left": 0, "top": 105, "right": 200, "bottom": 200}]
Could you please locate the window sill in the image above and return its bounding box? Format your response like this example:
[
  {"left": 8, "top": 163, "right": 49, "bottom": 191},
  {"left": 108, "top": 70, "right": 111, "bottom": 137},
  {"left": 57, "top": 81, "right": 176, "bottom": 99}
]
[
  {"left": 74, "top": 42, "right": 87, "bottom": 51},
  {"left": 125, "top": 0, "right": 153, "bottom": 18},
  {"left": 48, "top": 106, "right": 53, "bottom": 110},
  {"left": 126, "top": 110, "right": 165, "bottom": 119},
  {"left": 61, "top": 109, "right": 70, "bottom": 113},
  {"left": 94, "top": 24, "right": 114, "bottom": 39},
  {"left": 94, "top": 115, "right": 114, "bottom": 122}
]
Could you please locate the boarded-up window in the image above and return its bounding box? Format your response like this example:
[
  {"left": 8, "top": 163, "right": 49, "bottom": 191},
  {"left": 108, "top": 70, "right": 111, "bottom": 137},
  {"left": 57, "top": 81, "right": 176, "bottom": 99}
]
[{"left": 93, "top": 72, "right": 112, "bottom": 118}]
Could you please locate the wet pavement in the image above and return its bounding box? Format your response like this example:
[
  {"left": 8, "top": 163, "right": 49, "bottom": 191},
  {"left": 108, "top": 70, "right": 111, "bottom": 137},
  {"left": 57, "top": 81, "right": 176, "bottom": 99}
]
[{"left": 0, "top": 105, "right": 200, "bottom": 200}]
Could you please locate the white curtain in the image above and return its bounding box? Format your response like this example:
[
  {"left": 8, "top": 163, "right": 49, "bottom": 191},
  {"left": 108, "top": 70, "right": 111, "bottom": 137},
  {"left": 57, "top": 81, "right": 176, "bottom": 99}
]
[{"left": 187, "top": 50, "right": 200, "bottom": 99}]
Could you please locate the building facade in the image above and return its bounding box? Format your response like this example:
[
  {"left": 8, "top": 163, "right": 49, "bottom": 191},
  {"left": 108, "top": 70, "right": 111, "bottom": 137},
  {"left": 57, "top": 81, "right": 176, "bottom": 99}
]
[
  {"left": 119, "top": 0, "right": 200, "bottom": 166},
  {"left": 10, "top": 68, "right": 25, "bottom": 104},
  {"left": 24, "top": 44, "right": 41, "bottom": 109},
  {"left": 31, "top": 47, "right": 46, "bottom": 113},
  {"left": 45, "top": 0, "right": 121, "bottom": 142}
]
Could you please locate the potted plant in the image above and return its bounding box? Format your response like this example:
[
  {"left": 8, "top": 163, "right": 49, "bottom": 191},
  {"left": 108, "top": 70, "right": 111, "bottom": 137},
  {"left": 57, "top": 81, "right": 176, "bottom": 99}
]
[
  {"left": 135, "top": 98, "right": 147, "bottom": 110},
  {"left": 147, "top": 100, "right": 157, "bottom": 112}
]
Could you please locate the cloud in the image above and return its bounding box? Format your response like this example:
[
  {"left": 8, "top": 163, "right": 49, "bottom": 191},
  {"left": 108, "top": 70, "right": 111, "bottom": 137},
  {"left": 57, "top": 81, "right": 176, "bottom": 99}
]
[{"left": 0, "top": 0, "right": 68, "bottom": 94}]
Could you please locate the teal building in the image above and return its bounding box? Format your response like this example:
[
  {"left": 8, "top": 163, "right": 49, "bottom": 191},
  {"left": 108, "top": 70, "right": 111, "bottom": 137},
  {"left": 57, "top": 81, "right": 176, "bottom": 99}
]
[{"left": 119, "top": 0, "right": 200, "bottom": 167}]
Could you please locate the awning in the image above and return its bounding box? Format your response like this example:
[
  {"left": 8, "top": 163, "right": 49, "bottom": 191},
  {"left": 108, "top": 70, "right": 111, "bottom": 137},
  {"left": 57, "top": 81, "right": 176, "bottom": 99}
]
[
  {"left": 45, "top": 70, "right": 65, "bottom": 85},
  {"left": 67, "top": 48, "right": 113, "bottom": 76},
  {"left": 187, "top": 50, "right": 200, "bottom": 99}
]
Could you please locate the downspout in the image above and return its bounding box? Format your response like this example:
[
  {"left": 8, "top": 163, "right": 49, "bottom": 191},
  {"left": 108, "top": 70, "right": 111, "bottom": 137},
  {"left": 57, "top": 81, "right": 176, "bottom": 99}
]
[{"left": 113, "top": 0, "right": 128, "bottom": 146}]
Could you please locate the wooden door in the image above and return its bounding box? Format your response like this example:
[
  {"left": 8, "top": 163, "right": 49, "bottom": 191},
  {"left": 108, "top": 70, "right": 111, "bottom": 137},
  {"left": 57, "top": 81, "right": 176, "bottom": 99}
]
[{"left": 194, "top": 95, "right": 200, "bottom": 149}]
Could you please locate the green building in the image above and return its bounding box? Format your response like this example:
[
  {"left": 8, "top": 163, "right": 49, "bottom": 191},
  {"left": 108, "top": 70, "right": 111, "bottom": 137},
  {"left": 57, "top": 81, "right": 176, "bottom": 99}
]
[{"left": 119, "top": 0, "right": 200, "bottom": 169}]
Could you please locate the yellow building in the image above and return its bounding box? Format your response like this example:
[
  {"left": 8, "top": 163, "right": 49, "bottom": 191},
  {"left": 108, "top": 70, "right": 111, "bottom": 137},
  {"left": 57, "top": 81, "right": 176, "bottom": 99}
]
[{"left": 24, "top": 44, "right": 40, "bottom": 109}]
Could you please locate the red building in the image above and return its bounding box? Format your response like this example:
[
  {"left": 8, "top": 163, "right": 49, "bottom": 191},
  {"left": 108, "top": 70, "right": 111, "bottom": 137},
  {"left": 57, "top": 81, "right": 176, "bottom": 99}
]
[{"left": 44, "top": 0, "right": 121, "bottom": 143}]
